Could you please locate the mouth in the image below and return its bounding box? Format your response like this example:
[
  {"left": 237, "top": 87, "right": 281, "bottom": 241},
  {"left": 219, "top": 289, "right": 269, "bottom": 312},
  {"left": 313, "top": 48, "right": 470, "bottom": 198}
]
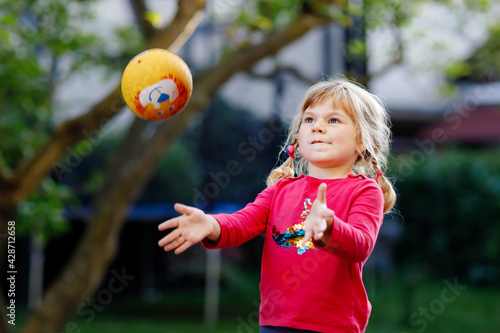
[{"left": 311, "top": 140, "right": 327, "bottom": 144}]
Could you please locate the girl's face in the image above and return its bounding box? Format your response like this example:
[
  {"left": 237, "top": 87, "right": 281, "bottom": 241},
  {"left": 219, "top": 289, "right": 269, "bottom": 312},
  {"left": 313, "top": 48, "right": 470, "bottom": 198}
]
[{"left": 298, "top": 99, "right": 360, "bottom": 179}]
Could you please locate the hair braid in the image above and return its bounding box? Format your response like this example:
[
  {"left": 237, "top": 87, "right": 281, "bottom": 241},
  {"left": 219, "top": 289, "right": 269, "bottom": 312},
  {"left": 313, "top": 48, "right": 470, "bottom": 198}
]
[
  {"left": 369, "top": 155, "right": 396, "bottom": 213},
  {"left": 266, "top": 137, "right": 297, "bottom": 187}
]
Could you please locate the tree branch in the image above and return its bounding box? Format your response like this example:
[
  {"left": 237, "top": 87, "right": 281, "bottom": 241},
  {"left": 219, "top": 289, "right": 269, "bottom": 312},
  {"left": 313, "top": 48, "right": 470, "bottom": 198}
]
[
  {"left": 145, "top": 14, "right": 331, "bottom": 176},
  {"left": 366, "top": 23, "right": 405, "bottom": 82},
  {"left": 245, "top": 64, "right": 315, "bottom": 86},
  {"left": 196, "top": 14, "right": 329, "bottom": 97},
  {"left": 145, "top": 0, "right": 205, "bottom": 51},
  {"left": 129, "top": 0, "right": 156, "bottom": 38}
]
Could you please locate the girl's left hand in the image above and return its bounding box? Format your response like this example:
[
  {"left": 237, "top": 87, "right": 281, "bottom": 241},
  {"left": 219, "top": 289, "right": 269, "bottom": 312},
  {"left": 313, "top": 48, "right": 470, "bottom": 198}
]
[{"left": 302, "top": 183, "right": 334, "bottom": 246}]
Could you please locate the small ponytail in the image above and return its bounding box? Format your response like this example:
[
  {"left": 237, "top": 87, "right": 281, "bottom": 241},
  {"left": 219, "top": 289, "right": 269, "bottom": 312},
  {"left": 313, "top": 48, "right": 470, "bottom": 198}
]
[
  {"left": 266, "top": 139, "right": 298, "bottom": 187},
  {"left": 370, "top": 158, "right": 396, "bottom": 214},
  {"left": 375, "top": 171, "right": 396, "bottom": 214},
  {"left": 266, "top": 155, "right": 294, "bottom": 187}
]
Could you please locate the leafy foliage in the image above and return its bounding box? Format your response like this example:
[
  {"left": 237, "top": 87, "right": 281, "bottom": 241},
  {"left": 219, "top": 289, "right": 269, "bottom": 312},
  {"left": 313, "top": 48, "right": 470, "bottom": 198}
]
[
  {"left": 446, "top": 23, "right": 500, "bottom": 82},
  {"left": 1, "top": 0, "right": 100, "bottom": 168},
  {"left": 0, "top": 0, "right": 141, "bottom": 243},
  {"left": 392, "top": 147, "right": 500, "bottom": 284},
  {"left": 16, "top": 178, "right": 78, "bottom": 244}
]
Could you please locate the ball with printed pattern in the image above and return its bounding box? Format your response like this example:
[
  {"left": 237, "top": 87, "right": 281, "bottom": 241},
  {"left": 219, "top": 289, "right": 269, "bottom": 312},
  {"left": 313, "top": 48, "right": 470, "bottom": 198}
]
[{"left": 121, "top": 49, "right": 193, "bottom": 121}]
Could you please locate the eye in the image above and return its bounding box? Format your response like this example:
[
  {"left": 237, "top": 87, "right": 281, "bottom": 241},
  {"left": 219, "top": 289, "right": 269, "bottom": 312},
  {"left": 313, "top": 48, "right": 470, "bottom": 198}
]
[
  {"left": 303, "top": 117, "right": 314, "bottom": 123},
  {"left": 328, "top": 118, "right": 339, "bottom": 124}
]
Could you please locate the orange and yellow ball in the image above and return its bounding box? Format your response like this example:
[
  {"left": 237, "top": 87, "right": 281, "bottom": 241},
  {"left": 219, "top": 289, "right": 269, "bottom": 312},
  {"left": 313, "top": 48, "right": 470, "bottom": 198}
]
[{"left": 121, "top": 48, "right": 193, "bottom": 121}]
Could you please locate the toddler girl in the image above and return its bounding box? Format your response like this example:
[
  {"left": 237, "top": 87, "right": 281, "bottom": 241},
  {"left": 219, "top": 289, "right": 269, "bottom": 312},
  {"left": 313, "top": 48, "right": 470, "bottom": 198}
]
[{"left": 158, "top": 76, "right": 396, "bottom": 333}]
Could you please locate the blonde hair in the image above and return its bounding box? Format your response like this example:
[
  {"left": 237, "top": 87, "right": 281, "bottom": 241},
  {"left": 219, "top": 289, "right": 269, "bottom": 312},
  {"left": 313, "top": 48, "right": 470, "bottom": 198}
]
[{"left": 266, "top": 76, "right": 396, "bottom": 213}]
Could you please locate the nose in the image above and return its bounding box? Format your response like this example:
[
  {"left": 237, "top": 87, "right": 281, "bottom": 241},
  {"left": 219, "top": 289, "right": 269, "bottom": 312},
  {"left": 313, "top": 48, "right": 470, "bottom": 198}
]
[{"left": 312, "top": 119, "right": 326, "bottom": 133}]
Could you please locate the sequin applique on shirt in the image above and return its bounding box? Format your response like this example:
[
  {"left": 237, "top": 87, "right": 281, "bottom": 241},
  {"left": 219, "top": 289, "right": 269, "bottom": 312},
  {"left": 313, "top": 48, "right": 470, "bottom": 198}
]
[{"left": 272, "top": 198, "right": 316, "bottom": 255}]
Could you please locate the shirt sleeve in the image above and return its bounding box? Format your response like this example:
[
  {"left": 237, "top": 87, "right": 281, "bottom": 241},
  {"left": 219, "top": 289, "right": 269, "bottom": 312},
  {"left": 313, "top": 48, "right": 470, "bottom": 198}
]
[
  {"left": 202, "top": 184, "right": 275, "bottom": 249},
  {"left": 324, "top": 182, "right": 384, "bottom": 263}
]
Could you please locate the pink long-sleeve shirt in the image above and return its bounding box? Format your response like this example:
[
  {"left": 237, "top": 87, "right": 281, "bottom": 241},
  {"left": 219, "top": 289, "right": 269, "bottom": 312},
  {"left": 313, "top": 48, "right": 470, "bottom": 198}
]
[{"left": 203, "top": 174, "right": 384, "bottom": 332}]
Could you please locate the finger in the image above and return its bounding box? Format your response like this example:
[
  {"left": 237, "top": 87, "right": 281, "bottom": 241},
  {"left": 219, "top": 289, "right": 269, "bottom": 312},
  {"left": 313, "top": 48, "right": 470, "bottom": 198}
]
[
  {"left": 158, "top": 217, "right": 181, "bottom": 231},
  {"left": 174, "top": 203, "right": 197, "bottom": 215},
  {"left": 174, "top": 240, "right": 192, "bottom": 255},
  {"left": 314, "top": 219, "right": 326, "bottom": 234},
  {"left": 320, "top": 208, "right": 334, "bottom": 220},
  {"left": 158, "top": 229, "right": 181, "bottom": 247},
  {"left": 302, "top": 229, "right": 313, "bottom": 246},
  {"left": 316, "top": 183, "right": 327, "bottom": 204},
  {"left": 313, "top": 219, "right": 327, "bottom": 240},
  {"left": 163, "top": 235, "right": 184, "bottom": 252}
]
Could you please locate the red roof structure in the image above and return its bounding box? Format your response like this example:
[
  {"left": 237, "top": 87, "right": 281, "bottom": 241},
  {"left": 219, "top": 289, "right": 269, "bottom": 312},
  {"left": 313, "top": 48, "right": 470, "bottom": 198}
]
[{"left": 417, "top": 105, "right": 500, "bottom": 144}]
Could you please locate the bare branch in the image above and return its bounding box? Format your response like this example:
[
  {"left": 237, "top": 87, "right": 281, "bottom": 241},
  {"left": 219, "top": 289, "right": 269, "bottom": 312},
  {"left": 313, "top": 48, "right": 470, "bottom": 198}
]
[
  {"left": 245, "top": 64, "right": 315, "bottom": 86},
  {"left": 366, "top": 23, "right": 405, "bottom": 82},
  {"left": 129, "top": 0, "right": 156, "bottom": 38},
  {"left": 145, "top": 0, "right": 205, "bottom": 51},
  {"left": 197, "top": 14, "right": 329, "bottom": 97}
]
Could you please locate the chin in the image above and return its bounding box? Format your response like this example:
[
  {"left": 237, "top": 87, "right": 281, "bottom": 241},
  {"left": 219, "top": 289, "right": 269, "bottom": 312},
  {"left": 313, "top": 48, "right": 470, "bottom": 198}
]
[{"left": 309, "top": 160, "right": 337, "bottom": 168}]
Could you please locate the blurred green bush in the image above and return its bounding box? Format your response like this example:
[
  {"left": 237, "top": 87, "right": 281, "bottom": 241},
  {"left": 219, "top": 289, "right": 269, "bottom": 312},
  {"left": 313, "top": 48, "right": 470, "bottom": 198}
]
[{"left": 392, "top": 146, "right": 500, "bottom": 285}]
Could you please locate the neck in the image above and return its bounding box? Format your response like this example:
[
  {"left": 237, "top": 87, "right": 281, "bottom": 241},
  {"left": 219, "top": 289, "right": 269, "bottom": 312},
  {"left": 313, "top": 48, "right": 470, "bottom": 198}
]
[{"left": 307, "top": 164, "right": 353, "bottom": 179}]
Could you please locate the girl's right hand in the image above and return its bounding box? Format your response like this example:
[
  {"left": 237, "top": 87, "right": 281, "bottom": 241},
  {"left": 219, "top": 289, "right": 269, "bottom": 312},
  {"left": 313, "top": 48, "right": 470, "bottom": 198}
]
[
  {"left": 158, "top": 203, "right": 221, "bottom": 255},
  {"left": 302, "top": 183, "right": 334, "bottom": 247}
]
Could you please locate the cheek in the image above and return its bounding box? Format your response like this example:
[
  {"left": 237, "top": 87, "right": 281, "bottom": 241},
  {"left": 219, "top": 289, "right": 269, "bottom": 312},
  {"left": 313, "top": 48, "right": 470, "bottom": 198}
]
[
  {"left": 337, "top": 131, "right": 358, "bottom": 151},
  {"left": 298, "top": 128, "right": 307, "bottom": 146}
]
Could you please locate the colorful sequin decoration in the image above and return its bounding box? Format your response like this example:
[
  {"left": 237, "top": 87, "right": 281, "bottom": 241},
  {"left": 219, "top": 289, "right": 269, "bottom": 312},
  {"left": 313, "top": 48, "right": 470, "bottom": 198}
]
[
  {"left": 300, "top": 198, "right": 312, "bottom": 219},
  {"left": 272, "top": 198, "right": 315, "bottom": 255}
]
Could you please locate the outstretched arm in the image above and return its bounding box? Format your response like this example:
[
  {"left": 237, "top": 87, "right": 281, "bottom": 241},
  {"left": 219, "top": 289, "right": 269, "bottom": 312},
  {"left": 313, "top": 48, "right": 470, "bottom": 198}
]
[{"left": 158, "top": 203, "right": 221, "bottom": 255}]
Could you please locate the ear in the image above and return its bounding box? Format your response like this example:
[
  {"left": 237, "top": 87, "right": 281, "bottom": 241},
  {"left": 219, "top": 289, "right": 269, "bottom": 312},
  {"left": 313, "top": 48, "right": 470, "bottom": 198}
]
[
  {"left": 354, "top": 128, "right": 365, "bottom": 153},
  {"left": 356, "top": 141, "right": 366, "bottom": 155}
]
